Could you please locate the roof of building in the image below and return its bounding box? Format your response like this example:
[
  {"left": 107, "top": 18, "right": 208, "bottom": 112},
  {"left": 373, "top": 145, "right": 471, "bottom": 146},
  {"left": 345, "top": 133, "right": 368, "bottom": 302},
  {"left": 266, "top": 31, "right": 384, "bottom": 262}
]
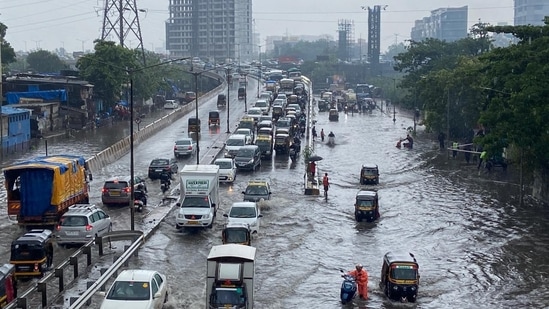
[{"left": 1, "top": 105, "right": 32, "bottom": 115}]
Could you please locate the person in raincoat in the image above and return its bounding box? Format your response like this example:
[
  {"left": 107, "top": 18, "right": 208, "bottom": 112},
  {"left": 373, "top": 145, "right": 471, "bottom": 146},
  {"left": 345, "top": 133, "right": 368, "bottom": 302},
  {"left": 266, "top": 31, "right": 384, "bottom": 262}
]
[{"left": 347, "top": 264, "right": 368, "bottom": 299}]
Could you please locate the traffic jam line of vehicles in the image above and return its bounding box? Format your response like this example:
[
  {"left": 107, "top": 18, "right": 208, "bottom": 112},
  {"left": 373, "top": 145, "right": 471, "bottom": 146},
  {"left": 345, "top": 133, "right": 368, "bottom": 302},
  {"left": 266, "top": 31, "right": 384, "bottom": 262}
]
[{"left": 0, "top": 70, "right": 419, "bottom": 308}]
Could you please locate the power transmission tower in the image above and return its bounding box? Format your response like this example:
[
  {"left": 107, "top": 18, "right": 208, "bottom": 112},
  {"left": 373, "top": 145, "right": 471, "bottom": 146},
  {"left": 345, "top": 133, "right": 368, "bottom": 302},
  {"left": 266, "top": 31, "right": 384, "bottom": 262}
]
[{"left": 101, "top": 0, "right": 146, "bottom": 65}]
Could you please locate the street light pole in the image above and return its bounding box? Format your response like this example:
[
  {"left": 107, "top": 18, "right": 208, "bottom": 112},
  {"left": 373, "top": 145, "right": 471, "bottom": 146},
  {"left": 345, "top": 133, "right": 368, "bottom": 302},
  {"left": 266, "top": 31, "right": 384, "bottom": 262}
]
[
  {"left": 243, "top": 73, "right": 248, "bottom": 113},
  {"left": 257, "top": 45, "right": 262, "bottom": 98},
  {"left": 129, "top": 77, "right": 135, "bottom": 231},
  {"left": 193, "top": 72, "right": 200, "bottom": 165},
  {"left": 225, "top": 67, "right": 231, "bottom": 134}
]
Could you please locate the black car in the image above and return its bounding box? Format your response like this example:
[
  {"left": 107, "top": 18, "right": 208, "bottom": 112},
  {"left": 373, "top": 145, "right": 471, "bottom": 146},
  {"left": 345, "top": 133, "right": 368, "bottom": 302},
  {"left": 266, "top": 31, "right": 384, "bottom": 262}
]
[{"left": 148, "top": 158, "right": 178, "bottom": 180}]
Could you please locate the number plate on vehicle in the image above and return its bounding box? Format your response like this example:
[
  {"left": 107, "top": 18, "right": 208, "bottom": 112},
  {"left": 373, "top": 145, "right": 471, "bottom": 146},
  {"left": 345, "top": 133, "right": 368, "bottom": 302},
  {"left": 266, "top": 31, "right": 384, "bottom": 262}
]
[
  {"left": 188, "top": 220, "right": 199, "bottom": 225},
  {"left": 155, "top": 169, "right": 162, "bottom": 172},
  {"left": 65, "top": 231, "right": 79, "bottom": 236}
]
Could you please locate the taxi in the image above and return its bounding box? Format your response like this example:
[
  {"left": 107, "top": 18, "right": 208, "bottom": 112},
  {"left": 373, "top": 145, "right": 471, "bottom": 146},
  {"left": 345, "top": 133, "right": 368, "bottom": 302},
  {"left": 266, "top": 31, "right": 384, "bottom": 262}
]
[
  {"left": 242, "top": 180, "right": 272, "bottom": 202},
  {"left": 255, "top": 135, "right": 273, "bottom": 158}
]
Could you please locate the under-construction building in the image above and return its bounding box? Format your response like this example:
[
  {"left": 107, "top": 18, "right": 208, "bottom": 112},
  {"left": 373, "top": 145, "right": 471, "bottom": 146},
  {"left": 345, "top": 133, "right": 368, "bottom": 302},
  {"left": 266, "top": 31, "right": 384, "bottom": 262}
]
[
  {"left": 337, "top": 20, "right": 354, "bottom": 61},
  {"left": 165, "top": 0, "right": 254, "bottom": 62}
]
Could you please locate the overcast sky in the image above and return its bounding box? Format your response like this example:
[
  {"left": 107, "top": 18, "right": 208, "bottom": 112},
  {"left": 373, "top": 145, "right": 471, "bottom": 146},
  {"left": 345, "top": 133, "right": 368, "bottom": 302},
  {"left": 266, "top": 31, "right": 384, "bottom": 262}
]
[{"left": 1, "top": 0, "right": 513, "bottom": 54}]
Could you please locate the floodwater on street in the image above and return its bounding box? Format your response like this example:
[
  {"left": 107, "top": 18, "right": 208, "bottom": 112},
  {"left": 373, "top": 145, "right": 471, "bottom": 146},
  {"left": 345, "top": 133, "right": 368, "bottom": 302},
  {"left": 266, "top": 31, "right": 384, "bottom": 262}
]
[{"left": 2, "top": 82, "right": 549, "bottom": 308}]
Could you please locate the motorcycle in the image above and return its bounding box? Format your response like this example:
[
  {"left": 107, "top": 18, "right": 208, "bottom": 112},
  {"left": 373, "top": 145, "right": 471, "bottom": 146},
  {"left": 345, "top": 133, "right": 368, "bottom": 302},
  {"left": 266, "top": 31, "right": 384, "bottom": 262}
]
[
  {"left": 133, "top": 190, "right": 147, "bottom": 213},
  {"left": 340, "top": 269, "right": 357, "bottom": 304},
  {"left": 327, "top": 135, "right": 335, "bottom": 146},
  {"left": 160, "top": 178, "right": 171, "bottom": 194}
]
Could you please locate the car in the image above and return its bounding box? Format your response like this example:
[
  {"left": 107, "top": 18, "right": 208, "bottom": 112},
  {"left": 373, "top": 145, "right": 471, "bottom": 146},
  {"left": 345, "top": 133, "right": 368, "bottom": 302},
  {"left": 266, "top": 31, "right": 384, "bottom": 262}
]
[
  {"left": 259, "top": 92, "right": 272, "bottom": 103},
  {"left": 246, "top": 108, "right": 263, "bottom": 122},
  {"left": 184, "top": 91, "right": 197, "bottom": 103},
  {"left": 174, "top": 138, "right": 197, "bottom": 158},
  {"left": 163, "top": 100, "right": 178, "bottom": 109},
  {"left": 214, "top": 158, "right": 237, "bottom": 183},
  {"left": 253, "top": 100, "right": 269, "bottom": 114},
  {"left": 258, "top": 115, "right": 272, "bottom": 123},
  {"left": 272, "top": 99, "right": 285, "bottom": 107},
  {"left": 99, "top": 269, "right": 168, "bottom": 309},
  {"left": 101, "top": 176, "right": 148, "bottom": 206},
  {"left": 224, "top": 134, "right": 247, "bottom": 158},
  {"left": 55, "top": 204, "right": 112, "bottom": 246},
  {"left": 234, "top": 145, "right": 261, "bottom": 171},
  {"left": 235, "top": 128, "right": 253, "bottom": 145},
  {"left": 242, "top": 180, "right": 271, "bottom": 202},
  {"left": 287, "top": 103, "right": 302, "bottom": 116},
  {"left": 148, "top": 158, "right": 178, "bottom": 180},
  {"left": 223, "top": 202, "right": 262, "bottom": 234}
]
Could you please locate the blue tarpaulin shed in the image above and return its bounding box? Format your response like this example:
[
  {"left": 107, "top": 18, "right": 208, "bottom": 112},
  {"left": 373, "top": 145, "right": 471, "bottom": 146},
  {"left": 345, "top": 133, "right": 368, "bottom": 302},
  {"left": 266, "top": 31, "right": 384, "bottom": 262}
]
[{"left": 6, "top": 90, "right": 67, "bottom": 104}]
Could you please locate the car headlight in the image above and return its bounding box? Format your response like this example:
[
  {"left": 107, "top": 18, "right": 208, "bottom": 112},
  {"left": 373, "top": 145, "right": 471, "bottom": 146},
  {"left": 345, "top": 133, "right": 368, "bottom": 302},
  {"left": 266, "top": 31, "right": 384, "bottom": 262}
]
[
  {"left": 177, "top": 213, "right": 184, "bottom": 219},
  {"left": 410, "top": 286, "right": 416, "bottom": 291},
  {"left": 203, "top": 214, "right": 211, "bottom": 220},
  {"left": 393, "top": 286, "right": 398, "bottom": 290},
  {"left": 247, "top": 159, "right": 254, "bottom": 164}
]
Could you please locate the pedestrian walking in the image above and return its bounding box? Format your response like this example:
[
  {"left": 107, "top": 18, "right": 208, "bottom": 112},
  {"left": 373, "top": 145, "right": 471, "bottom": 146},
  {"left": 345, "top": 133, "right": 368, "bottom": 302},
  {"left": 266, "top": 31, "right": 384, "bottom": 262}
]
[
  {"left": 452, "top": 141, "right": 459, "bottom": 158},
  {"left": 320, "top": 129, "right": 325, "bottom": 142},
  {"left": 438, "top": 132, "right": 445, "bottom": 150},
  {"left": 312, "top": 126, "right": 317, "bottom": 140}
]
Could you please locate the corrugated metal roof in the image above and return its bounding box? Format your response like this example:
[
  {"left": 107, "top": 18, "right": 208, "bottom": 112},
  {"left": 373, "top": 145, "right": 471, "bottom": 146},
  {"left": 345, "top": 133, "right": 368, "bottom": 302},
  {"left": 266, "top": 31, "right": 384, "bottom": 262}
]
[{"left": 1, "top": 106, "right": 32, "bottom": 115}]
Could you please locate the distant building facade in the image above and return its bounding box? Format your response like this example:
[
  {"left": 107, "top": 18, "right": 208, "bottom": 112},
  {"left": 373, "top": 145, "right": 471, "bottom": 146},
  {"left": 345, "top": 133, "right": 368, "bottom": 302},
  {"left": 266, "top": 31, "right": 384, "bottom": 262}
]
[
  {"left": 514, "top": 0, "right": 549, "bottom": 26},
  {"left": 165, "top": 0, "right": 254, "bottom": 63},
  {"left": 411, "top": 6, "right": 468, "bottom": 43},
  {"left": 0, "top": 106, "right": 31, "bottom": 155}
]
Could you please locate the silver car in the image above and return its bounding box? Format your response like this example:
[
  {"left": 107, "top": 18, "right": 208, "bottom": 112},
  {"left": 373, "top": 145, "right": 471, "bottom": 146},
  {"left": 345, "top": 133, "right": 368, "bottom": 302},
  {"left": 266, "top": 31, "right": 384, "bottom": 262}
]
[
  {"left": 55, "top": 204, "right": 112, "bottom": 246},
  {"left": 174, "top": 138, "right": 197, "bottom": 158}
]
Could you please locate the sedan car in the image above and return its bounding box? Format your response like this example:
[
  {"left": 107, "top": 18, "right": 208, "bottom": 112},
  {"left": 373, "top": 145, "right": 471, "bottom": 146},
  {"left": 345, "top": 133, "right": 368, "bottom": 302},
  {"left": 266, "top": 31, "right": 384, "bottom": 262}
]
[
  {"left": 235, "top": 128, "right": 253, "bottom": 145},
  {"left": 100, "top": 269, "right": 168, "bottom": 309},
  {"left": 148, "top": 158, "right": 178, "bottom": 180},
  {"left": 174, "top": 138, "right": 197, "bottom": 158},
  {"left": 223, "top": 202, "right": 262, "bottom": 234},
  {"left": 214, "top": 158, "right": 237, "bottom": 183}
]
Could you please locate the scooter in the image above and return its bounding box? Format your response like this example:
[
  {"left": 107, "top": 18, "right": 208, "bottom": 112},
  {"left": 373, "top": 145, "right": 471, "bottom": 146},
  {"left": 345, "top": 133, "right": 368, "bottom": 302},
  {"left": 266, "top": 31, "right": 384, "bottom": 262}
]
[
  {"left": 327, "top": 135, "right": 335, "bottom": 146},
  {"left": 133, "top": 190, "right": 148, "bottom": 213},
  {"left": 340, "top": 269, "right": 357, "bottom": 304},
  {"left": 160, "top": 179, "right": 171, "bottom": 194}
]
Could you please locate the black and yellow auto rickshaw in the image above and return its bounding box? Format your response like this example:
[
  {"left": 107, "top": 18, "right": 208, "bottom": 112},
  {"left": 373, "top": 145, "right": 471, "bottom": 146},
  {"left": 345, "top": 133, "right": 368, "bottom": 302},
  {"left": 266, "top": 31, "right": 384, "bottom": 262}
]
[
  {"left": 188, "top": 117, "right": 201, "bottom": 133},
  {"left": 221, "top": 223, "right": 251, "bottom": 245},
  {"left": 272, "top": 106, "right": 284, "bottom": 121},
  {"left": 217, "top": 94, "right": 226, "bottom": 108},
  {"left": 379, "top": 252, "right": 420, "bottom": 303},
  {"left": 0, "top": 264, "right": 16, "bottom": 307},
  {"left": 354, "top": 190, "right": 380, "bottom": 222},
  {"left": 255, "top": 135, "right": 273, "bottom": 158},
  {"left": 238, "top": 87, "right": 246, "bottom": 100},
  {"left": 10, "top": 229, "right": 54, "bottom": 279},
  {"left": 329, "top": 108, "right": 339, "bottom": 121},
  {"left": 360, "top": 163, "right": 379, "bottom": 185},
  {"left": 274, "top": 133, "right": 291, "bottom": 155},
  {"left": 208, "top": 110, "right": 220, "bottom": 126}
]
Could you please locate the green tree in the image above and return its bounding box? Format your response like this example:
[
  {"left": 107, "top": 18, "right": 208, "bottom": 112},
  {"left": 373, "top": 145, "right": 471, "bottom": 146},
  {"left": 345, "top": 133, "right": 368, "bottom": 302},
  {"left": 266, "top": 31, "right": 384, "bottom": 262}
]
[
  {"left": 26, "top": 50, "right": 68, "bottom": 73},
  {"left": 0, "top": 22, "right": 17, "bottom": 70}
]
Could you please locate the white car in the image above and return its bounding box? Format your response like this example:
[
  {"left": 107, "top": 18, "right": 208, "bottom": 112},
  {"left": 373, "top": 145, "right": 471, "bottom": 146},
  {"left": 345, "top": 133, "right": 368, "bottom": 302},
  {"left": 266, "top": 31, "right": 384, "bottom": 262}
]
[
  {"left": 214, "top": 158, "right": 237, "bottom": 183},
  {"left": 235, "top": 128, "right": 253, "bottom": 144},
  {"left": 224, "top": 134, "right": 247, "bottom": 158},
  {"left": 100, "top": 269, "right": 168, "bottom": 309},
  {"left": 163, "top": 100, "right": 178, "bottom": 109},
  {"left": 246, "top": 107, "right": 263, "bottom": 122},
  {"left": 253, "top": 100, "right": 269, "bottom": 114},
  {"left": 223, "top": 202, "right": 262, "bottom": 234}
]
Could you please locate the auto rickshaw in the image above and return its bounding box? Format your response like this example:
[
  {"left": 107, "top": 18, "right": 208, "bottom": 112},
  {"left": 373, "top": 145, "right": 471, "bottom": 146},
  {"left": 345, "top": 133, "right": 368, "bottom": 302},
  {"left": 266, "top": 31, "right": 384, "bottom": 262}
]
[
  {"left": 188, "top": 117, "right": 201, "bottom": 133},
  {"left": 272, "top": 106, "right": 284, "bottom": 121},
  {"left": 317, "top": 99, "right": 329, "bottom": 112},
  {"left": 288, "top": 94, "right": 298, "bottom": 104},
  {"left": 239, "top": 117, "right": 255, "bottom": 131},
  {"left": 329, "top": 108, "right": 339, "bottom": 121},
  {"left": 208, "top": 110, "right": 220, "bottom": 126},
  {"left": 379, "top": 252, "right": 420, "bottom": 303},
  {"left": 0, "top": 264, "right": 16, "bottom": 307},
  {"left": 354, "top": 190, "right": 380, "bottom": 222},
  {"left": 360, "top": 164, "right": 379, "bottom": 185},
  {"left": 221, "top": 223, "right": 251, "bottom": 245},
  {"left": 274, "top": 133, "right": 291, "bottom": 155},
  {"left": 10, "top": 229, "right": 54, "bottom": 279},
  {"left": 238, "top": 87, "right": 246, "bottom": 100},
  {"left": 216, "top": 94, "right": 226, "bottom": 108},
  {"left": 255, "top": 135, "right": 273, "bottom": 158}
]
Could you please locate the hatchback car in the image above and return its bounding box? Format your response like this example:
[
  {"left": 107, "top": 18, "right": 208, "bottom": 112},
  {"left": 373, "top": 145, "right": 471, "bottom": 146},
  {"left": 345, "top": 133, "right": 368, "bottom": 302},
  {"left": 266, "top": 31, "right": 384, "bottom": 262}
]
[
  {"left": 246, "top": 107, "right": 263, "bottom": 122},
  {"left": 55, "top": 204, "right": 112, "bottom": 246},
  {"left": 163, "top": 100, "right": 178, "bottom": 109},
  {"left": 235, "top": 128, "right": 253, "bottom": 145},
  {"left": 100, "top": 269, "right": 168, "bottom": 309},
  {"left": 253, "top": 100, "right": 269, "bottom": 114},
  {"left": 224, "top": 134, "right": 247, "bottom": 158},
  {"left": 214, "top": 158, "right": 237, "bottom": 183},
  {"left": 101, "top": 176, "right": 147, "bottom": 206},
  {"left": 174, "top": 138, "right": 197, "bottom": 158},
  {"left": 242, "top": 180, "right": 271, "bottom": 202},
  {"left": 223, "top": 202, "right": 262, "bottom": 234},
  {"left": 234, "top": 145, "right": 261, "bottom": 171},
  {"left": 148, "top": 158, "right": 178, "bottom": 180}
]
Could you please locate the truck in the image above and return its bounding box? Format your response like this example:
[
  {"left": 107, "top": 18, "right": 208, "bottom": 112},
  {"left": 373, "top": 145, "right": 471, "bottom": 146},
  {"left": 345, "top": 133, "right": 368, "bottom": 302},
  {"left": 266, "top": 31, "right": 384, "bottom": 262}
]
[
  {"left": 278, "top": 78, "right": 295, "bottom": 96},
  {"left": 206, "top": 244, "right": 256, "bottom": 309},
  {"left": 3, "top": 155, "right": 90, "bottom": 226},
  {"left": 176, "top": 165, "right": 220, "bottom": 229}
]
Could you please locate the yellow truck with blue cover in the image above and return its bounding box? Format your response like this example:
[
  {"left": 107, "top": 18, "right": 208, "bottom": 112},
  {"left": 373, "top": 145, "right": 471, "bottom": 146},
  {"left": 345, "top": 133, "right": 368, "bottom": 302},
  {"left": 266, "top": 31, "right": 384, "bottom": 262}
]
[{"left": 3, "top": 155, "right": 90, "bottom": 226}]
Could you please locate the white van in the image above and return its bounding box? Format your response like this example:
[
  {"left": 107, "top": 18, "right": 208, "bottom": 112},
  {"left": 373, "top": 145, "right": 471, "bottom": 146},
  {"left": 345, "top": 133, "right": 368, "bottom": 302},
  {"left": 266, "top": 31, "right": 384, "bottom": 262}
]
[{"left": 224, "top": 134, "right": 247, "bottom": 158}]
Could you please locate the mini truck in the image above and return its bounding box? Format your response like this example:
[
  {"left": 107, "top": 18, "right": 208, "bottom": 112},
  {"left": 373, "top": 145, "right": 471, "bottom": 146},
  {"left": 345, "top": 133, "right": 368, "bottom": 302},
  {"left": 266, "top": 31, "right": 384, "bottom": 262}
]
[
  {"left": 207, "top": 244, "right": 256, "bottom": 309},
  {"left": 176, "top": 165, "right": 220, "bottom": 229},
  {"left": 3, "top": 155, "right": 90, "bottom": 226}
]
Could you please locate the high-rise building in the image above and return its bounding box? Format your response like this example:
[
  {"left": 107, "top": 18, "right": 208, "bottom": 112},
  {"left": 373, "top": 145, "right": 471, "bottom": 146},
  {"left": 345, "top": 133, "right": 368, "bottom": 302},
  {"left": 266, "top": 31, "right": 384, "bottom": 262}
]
[
  {"left": 411, "top": 6, "right": 468, "bottom": 43},
  {"left": 165, "top": 0, "right": 253, "bottom": 63},
  {"left": 514, "top": 0, "right": 549, "bottom": 26}
]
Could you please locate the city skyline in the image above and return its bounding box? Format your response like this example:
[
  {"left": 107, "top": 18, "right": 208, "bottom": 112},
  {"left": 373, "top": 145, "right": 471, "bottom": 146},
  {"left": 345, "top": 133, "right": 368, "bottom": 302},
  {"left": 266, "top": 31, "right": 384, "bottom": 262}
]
[{"left": 2, "top": 0, "right": 514, "bottom": 54}]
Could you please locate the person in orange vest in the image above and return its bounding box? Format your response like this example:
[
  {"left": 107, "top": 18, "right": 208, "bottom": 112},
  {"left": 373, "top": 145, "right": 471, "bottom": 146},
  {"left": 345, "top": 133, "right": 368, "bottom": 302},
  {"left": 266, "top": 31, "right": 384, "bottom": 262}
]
[{"left": 347, "top": 264, "right": 368, "bottom": 299}]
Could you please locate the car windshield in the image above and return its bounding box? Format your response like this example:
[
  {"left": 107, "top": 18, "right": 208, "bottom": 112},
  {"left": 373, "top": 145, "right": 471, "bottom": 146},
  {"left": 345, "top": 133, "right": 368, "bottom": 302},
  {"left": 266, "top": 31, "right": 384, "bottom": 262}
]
[
  {"left": 60, "top": 216, "right": 87, "bottom": 226},
  {"left": 151, "top": 159, "right": 169, "bottom": 166},
  {"left": 230, "top": 206, "right": 257, "bottom": 218},
  {"left": 106, "top": 281, "right": 150, "bottom": 301},
  {"left": 357, "top": 200, "right": 374, "bottom": 207},
  {"left": 225, "top": 229, "right": 248, "bottom": 243},
  {"left": 245, "top": 185, "right": 268, "bottom": 195},
  {"left": 390, "top": 266, "right": 417, "bottom": 280},
  {"left": 176, "top": 140, "right": 191, "bottom": 146},
  {"left": 237, "top": 148, "right": 255, "bottom": 156},
  {"left": 255, "top": 101, "right": 267, "bottom": 107},
  {"left": 277, "top": 120, "right": 291, "bottom": 127},
  {"left": 213, "top": 289, "right": 245, "bottom": 306},
  {"left": 181, "top": 196, "right": 210, "bottom": 208},
  {"left": 248, "top": 109, "right": 261, "bottom": 115},
  {"left": 236, "top": 130, "right": 250, "bottom": 136},
  {"left": 216, "top": 161, "right": 233, "bottom": 169},
  {"left": 227, "top": 139, "right": 245, "bottom": 146}
]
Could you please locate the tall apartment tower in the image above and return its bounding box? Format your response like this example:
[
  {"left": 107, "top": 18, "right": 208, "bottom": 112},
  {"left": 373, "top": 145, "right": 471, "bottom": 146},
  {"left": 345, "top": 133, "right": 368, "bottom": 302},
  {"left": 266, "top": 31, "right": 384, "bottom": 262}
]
[
  {"left": 411, "top": 6, "right": 468, "bottom": 43},
  {"left": 165, "top": 0, "right": 253, "bottom": 62},
  {"left": 514, "top": 0, "right": 549, "bottom": 26}
]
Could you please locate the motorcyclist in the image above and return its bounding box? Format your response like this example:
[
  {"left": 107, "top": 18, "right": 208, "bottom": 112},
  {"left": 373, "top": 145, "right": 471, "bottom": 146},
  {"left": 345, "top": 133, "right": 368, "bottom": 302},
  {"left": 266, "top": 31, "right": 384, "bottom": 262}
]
[
  {"left": 134, "top": 183, "right": 147, "bottom": 205},
  {"left": 328, "top": 131, "right": 335, "bottom": 138},
  {"left": 346, "top": 264, "right": 368, "bottom": 300},
  {"left": 403, "top": 134, "right": 414, "bottom": 149},
  {"left": 160, "top": 172, "right": 171, "bottom": 191}
]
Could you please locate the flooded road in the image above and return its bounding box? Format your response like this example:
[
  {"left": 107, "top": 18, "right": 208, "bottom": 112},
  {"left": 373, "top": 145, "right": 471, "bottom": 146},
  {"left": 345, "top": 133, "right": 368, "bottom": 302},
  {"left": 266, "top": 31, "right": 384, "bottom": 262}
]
[{"left": 2, "top": 83, "right": 549, "bottom": 308}]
